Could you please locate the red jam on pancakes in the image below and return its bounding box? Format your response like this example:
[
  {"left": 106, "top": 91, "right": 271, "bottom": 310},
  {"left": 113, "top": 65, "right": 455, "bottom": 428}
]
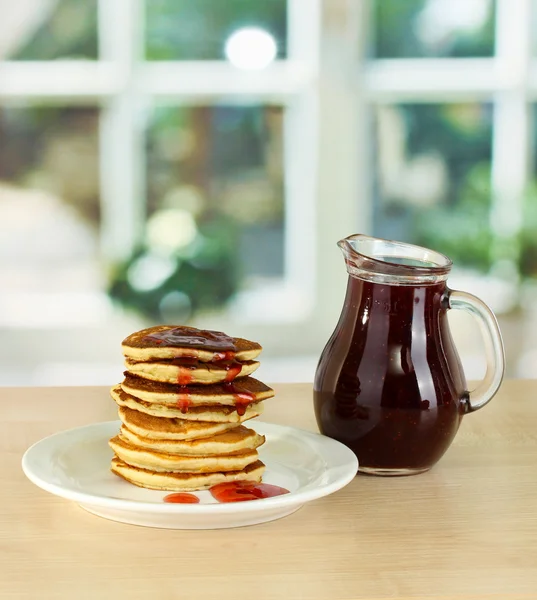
[{"left": 222, "top": 382, "right": 255, "bottom": 416}]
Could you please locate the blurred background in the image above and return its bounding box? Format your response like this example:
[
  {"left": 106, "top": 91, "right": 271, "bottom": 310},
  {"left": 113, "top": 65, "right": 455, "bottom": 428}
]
[{"left": 1, "top": 0, "right": 536, "bottom": 386}]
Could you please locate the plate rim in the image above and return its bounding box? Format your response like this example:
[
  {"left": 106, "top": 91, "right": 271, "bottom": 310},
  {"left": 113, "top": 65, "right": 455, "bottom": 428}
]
[{"left": 22, "top": 420, "right": 358, "bottom": 514}]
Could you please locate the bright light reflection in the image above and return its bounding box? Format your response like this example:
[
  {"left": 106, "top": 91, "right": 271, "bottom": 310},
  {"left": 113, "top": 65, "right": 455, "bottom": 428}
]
[
  {"left": 416, "top": 0, "right": 491, "bottom": 47},
  {"left": 146, "top": 208, "right": 197, "bottom": 253},
  {"left": 224, "top": 27, "right": 277, "bottom": 70},
  {"left": 127, "top": 253, "right": 178, "bottom": 292}
]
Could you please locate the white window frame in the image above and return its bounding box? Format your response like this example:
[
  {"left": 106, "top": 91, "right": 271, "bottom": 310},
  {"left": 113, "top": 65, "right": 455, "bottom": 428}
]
[
  {"left": 0, "top": 0, "right": 532, "bottom": 353},
  {"left": 365, "top": 0, "right": 534, "bottom": 271},
  {"left": 0, "top": 0, "right": 327, "bottom": 348}
]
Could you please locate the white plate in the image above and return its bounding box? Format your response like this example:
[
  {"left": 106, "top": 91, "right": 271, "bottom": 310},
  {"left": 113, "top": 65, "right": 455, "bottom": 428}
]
[{"left": 22, "top": 421, "right": 358, "bottom": 529}]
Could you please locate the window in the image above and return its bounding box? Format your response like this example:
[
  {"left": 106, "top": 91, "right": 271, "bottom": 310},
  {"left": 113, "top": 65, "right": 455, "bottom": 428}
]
[
  {"left": 144, "top": 0, "right": 287, "bottom": 60},
  {"left": 1, "top": 0, "right": 537, "bottom": 384},
  {"left": 366, "top": 0, "right": 536, "bottom": 378},
  {"left": 0, "top": 0, "right": 320, "bottom": 385},
  {"left": 373, "top": 0, "right": 495, "bottom": 59},
  {"left": 3, "top": 0, "right": 98, "bottom": 60},
  {"left": 374, "top": 102, "right": 494, "bottom": 271}
]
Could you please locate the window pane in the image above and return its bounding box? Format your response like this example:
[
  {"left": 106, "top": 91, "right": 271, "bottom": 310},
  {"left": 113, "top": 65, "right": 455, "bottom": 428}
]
[
  {"left": 373, "top": 103, "right": 493, "bottom": 272},
  {"left": 0, "top": 105, "right": 107, "bottom": 384},
  {"left": 0, "top": 105, "right": 100, "bottom": 292},
  {"left": 514, "top": 103, "right": 537, "bottom": 378},
  {"left": 145, "top": 0, "right": 287, "bottom": 61},
  {"left": 533, "top": 0, "right": 537, "bottom": 55},
  {"left": 108, "top": 104, "right": 284, "bottom": 322},
  {"left": 520, "top": 105, "right": 537, "bottom": 279},
  {"left": 372, "top": 0, "right": 495, "bottom": 58},
  {"left": 2, "top": 0, "right": 98, "bottom": 60}
]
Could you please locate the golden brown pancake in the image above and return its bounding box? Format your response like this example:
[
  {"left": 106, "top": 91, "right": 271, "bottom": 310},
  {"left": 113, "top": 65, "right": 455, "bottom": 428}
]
[
  {"left": 118, "top": 424, "right": 265, "bottom": 455},
  {"left": 121, "top": 374, "right": 274, "bottom": 407},
  {"left": 117, "top": 406, "right": 237, "bottom": 440},
  {"left": 109, "top": 435, "right": 260, "bottom": 473},
  {"left": 124, "top": 358, "right": 259, "bottom": 385},
  {"left": 111, "top": 457, "right": 265, "bottom": 491},
  {"left": 111, "top": 385, "right": 264, "bottom": 422},
  {"left": 122, "top": 325, "right": 262, "bottom": 362}
]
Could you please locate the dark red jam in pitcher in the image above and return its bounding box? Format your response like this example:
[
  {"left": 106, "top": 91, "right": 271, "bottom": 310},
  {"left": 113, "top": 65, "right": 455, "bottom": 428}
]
[{"left": 314, "top": 235, "right": 505, "bottom": 475}]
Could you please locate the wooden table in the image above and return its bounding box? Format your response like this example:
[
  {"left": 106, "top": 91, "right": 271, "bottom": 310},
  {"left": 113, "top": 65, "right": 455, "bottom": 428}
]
[{"left": 2, "top": 381, "right": 537, "bottom": 600}]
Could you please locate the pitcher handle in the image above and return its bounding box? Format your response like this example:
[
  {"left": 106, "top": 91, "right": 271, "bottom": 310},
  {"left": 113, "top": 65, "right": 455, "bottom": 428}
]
[{"left": 447, "top": 290, "right": 505, "bottom": 412}]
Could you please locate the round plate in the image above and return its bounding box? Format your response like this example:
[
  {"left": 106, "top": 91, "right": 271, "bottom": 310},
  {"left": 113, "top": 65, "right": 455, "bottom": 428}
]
[{"left": 22, "top": 421, "right": 358, "bottom": 529}]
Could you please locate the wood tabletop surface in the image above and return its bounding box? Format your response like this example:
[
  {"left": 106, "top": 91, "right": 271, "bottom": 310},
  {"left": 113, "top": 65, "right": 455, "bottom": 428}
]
[{"left": 2, "top": 380, "right": 537, "bottom": 600}]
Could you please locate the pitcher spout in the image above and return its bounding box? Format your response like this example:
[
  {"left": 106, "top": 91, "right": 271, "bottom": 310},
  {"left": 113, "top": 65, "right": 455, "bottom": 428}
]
[{"left": 338, "top": 234, "right": 452, "bottom": 285}]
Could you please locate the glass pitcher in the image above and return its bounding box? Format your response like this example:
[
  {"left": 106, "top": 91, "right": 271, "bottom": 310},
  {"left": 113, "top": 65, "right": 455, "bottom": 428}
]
[{"left": 314, "top": 234, "right": 505, "bottom": 476}]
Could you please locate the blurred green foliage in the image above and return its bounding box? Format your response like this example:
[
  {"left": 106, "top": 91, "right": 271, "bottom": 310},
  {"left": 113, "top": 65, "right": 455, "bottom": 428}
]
[
  {"left": 11, "top": 0, "right": 98, "bottom": 60},
  {"left": 108, "top": 214, "right": 240, "bottom": 321},
  {"left": 414, "top": 162, "right": 494, "bottom": 271},
  {"left": 519, "top": 183, "right": 537, "bottom": 279},
  {"left": 376, "top": 101, "right": 495, "bottom": 271},
  {"left": 373, "top": 1, "right": 505, "bottom": 275},
  {"left": 145, "top": 0, "right": 286, "bottom": 60},
  {"left": 373, "top": 0, "right": 495, "bottom": 58},
  {"left": 6, "top": 0, "right": 537, "bottom": 323},
  {"left": 114, "top": 100, "right": 283, "bottom": 320}
]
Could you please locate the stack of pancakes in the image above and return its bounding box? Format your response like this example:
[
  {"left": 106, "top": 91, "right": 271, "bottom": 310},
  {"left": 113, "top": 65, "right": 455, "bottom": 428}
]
[{"left": 109, "top": 326, "right": 274, "bottom": 491}]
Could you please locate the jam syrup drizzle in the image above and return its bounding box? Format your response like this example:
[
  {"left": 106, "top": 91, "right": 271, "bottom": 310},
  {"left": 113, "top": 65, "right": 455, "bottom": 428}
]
[
  {"left": 224, "top": 362, "right": 243, "bottom": 382},
  {"left": 176, "top": 389, "right": 191, "bottom": 413},
  {"left": 168, "top": 354, "right": 248, "bottom": 415},
  {"left": 144, "top": 327, "right": 237, "bottom": 351},
  {"left": 223, "top": 382, "right": 254, "bottom": 416},
  {"left": 141, "top": 327, "right": 254, "bottom": 414},
  {"left": 212, "top": 351, "right": 236, "bottom": 362},
  {"left": 171, "top": 358, "right": 197, "bottom": 412}
]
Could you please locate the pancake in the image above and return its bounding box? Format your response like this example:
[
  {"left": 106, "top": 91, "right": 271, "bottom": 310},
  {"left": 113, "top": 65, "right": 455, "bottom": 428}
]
[
  {"left": 121, "top": 374, "right": 274, "bottom": 407},
  {"left": 111, "top": 385, "right": 264, "bottom": 422},
  {"left": 122, "top": 325, "right": 262, "bottom": 362},
  {"left": 109, "top": 435, "right": 260, "bottom": 473},
  {"left": 118, "top": 424, "right": 265, "bottom": 455},
  {"left": 118, "top": 406, "right": 237, "bottom": 440},
  {"left": 111, "top": 457, "right": 265, "bottom": 491},
  {"left": 124, "top": 358, "right": 259, "bottom": 385}
]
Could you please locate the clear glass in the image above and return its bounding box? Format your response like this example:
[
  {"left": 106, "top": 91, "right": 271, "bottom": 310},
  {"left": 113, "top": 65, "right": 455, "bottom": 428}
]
[
  {"left": 373, "top": 102, "right": 493, "bottom": 273},
  {"left": 372, "top": 0, "right": 495, "bottom": 59},
  {"left": 107, "top": 104, "right": 284, "bottom": 323},
  {"left": 145, "top": 0, "right": 287, "bottom": 60},
  {"left": 339, "top": 234, "right": 451, "bottom": 284},
  {"left": 4, "top": 0, "right": 98, "bottom": 60},
  {"left": 314, "top": 234, "right": 505, "bottom": 475}
]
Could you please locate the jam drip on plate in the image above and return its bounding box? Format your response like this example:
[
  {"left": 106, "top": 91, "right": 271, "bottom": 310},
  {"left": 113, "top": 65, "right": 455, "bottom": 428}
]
[
  {"left": 144, "top": 327, "right": 237, "bottom": 351},
  {"left": 209, "top": 481, "right": 290, "bottom": 502},
  {"left": 163, "top": 493, "right": 200, "bottom": 504},
  {"left": 162, "top": 483, "right": 290, "bottom": 504}
]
